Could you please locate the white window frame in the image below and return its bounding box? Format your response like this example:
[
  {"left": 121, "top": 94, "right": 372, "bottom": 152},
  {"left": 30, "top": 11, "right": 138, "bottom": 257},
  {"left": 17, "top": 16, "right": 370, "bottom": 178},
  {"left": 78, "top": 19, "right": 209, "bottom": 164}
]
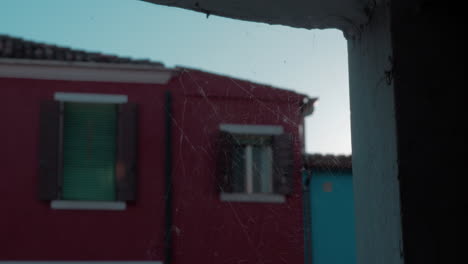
[
  {"left": 51, "top": 92, "right": 128, "bottom": 211},
  {"left": 54, "top": 92, "right": 128, "bottom": 104},
  {"left": 219, "top": 124, "right": 285, "bottom": 203},
  {"left": 245, "top": 145, "right": 254, "bottom": 193}
]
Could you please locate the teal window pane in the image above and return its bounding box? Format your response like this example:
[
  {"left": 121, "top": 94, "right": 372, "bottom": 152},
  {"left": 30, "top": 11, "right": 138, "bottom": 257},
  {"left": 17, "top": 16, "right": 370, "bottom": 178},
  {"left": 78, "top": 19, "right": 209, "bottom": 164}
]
[
  {"left": 62, "top": 103, "right": 117, "bottom": 201},
  {"left": 252, "top": 146, "right": 273, "bottom": 193}
]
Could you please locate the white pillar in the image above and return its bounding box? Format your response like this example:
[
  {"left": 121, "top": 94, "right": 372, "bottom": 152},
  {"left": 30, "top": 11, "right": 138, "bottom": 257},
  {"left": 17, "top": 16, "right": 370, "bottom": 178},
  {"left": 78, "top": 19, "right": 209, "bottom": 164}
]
[{"left": 347, "top": 3, "right": 404, "bottom": 264}]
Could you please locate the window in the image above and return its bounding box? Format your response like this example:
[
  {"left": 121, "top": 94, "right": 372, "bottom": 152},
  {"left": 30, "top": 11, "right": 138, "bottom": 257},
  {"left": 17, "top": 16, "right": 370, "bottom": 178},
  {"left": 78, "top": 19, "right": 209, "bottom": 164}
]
[
  {"left": 38, "top": 93, "right": 137, "bottom": 210},
  {"left": 231, "top": 135, "right": 273, "bottom": 193},
  {"left": 62, "top": 102, "right": 118, "bottom": 201},
  {"left": 217, "top": 124, "right": 294, "bottom": 203}
]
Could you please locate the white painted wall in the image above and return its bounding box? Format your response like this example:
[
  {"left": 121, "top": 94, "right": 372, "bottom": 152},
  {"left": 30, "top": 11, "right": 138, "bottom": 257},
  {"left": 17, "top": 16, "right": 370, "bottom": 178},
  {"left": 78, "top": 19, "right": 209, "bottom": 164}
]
[
  {"left": 347, "top": 3, "right": 404, "bottom": 264},
  {"left": 143, "top": 0, "right": 369, "bottom": 37}
]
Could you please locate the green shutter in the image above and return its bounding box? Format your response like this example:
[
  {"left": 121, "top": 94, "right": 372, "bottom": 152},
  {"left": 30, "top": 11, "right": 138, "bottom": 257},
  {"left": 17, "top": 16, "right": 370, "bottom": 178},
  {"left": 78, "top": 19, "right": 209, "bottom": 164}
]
[
  {"left": 231, "top": 144, "right": 246, "bottom": 192},
  {"left": 115, "top": 103, "right": 138, "bottom": 201},
  {"left": 216, "top": 132, "right": 236, "bottom": 193},
  {"left": 38, "top": 101, "right": 61, "bottom": 200},
  {"left": 62, "top": 103, "right": 117, "bottom": 201},
  {"left": 273, "top": 133, "right": 294, "bottom": 195}
]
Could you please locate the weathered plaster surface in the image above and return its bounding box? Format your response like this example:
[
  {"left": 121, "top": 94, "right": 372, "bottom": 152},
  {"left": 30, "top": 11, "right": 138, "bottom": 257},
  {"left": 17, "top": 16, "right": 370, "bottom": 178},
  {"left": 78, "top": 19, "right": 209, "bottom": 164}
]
[
  {"left": 347, "top": 3, "right": 403, "bottom": 264},
  {"left": 143, "top": 0, "right": 373, "bottom": 37}
]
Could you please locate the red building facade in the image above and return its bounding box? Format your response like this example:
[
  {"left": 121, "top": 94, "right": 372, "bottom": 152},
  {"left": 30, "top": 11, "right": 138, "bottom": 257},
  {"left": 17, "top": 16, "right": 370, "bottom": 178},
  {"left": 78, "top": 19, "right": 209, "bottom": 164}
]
[{"left": 0, "top": 35, "right": 315, "bottom": 264}]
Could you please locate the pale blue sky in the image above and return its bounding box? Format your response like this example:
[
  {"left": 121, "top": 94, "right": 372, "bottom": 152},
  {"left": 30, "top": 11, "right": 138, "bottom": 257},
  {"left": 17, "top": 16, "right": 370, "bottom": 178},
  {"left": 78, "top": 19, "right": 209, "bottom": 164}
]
[{"left": 1, "top": 0, "right": 351, "bottom": 154}]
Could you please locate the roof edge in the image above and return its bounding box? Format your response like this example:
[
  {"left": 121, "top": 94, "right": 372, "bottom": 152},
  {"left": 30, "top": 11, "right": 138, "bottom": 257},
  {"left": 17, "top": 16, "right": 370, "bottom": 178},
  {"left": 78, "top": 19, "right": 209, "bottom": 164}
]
[
  {"left": 303, "top": 153, "right": 352, "bottom": 170},
  {"left": 0, "top": 58, "right": 173, "bottom": 71},
  {"left": 0, "top": 58, "right": 176, "bottom": 84},
  {"left": 176, "top": 66, "right": 308, "bottom": 96}
]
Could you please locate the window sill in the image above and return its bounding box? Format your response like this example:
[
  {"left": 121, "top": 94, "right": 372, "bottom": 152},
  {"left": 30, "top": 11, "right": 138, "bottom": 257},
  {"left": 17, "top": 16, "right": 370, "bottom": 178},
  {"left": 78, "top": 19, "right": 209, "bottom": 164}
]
[
  {"left": 50, "top": 200, "right": 126, "bottom": 211},
  {"left": 220, "top": 193, "right": 285, "bottom": 203}
]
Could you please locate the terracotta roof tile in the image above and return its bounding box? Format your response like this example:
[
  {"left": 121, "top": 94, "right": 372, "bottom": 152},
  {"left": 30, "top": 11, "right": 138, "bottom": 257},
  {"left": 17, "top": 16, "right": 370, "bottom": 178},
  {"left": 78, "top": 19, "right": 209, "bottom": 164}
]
[
  {"left": 0, "top": 34, "right": 164, "bottom": 66},
  {"left": 303, "top": 153, "right": 352, "bottom": 170}
]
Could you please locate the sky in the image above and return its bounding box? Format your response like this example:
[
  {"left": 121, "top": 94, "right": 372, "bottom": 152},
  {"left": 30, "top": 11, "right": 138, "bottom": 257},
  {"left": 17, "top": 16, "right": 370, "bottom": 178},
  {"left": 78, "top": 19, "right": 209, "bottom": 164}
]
[{"left": 1, "top": 0, "right": 351, "bottom": 155}]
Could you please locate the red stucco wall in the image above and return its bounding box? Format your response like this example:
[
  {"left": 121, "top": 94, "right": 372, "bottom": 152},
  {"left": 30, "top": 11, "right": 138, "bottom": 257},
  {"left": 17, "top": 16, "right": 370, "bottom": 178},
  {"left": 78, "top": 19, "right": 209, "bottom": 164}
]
[{"left": 0, "top": 69, "right": 305, "bottom": 264}]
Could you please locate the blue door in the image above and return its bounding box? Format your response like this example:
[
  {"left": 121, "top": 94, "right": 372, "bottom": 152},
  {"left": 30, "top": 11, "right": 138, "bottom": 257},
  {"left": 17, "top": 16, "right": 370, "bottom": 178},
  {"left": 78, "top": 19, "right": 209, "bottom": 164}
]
[{"left": 304, "top": 170, "right": 357, "bottom": 264}]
